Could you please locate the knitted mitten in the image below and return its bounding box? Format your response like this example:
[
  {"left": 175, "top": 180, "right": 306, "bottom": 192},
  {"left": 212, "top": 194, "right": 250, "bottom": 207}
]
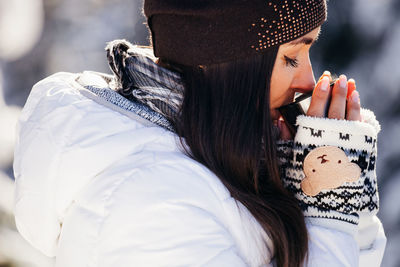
[{"left": 277, "top": 109, "right": 380, "bottom": 235}]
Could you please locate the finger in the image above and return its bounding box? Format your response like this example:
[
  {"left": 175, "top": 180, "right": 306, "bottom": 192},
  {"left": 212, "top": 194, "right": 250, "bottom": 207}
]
[
  {"left": 328, "top": 74, "right": 348, "bottom": 120},
  {"left": 307, "top": 76, "right": 331, "bottom": 118},
  {"left": 347, "top": 79, "right": 356, "bottom": 100},
  {"left": 278, "top": 117, "right": 294, "bottom": 141},
  {"left": 346, "top": 90, "right": 361, "bottom": 121},
  {"left": 318, "top": 70, "right": 333, "bottom": 83}
]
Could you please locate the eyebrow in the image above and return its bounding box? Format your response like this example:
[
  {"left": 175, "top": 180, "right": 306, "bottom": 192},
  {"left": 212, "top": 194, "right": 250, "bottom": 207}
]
[{"left": 288, "top": 30, "right": 321, "bottom": 46}]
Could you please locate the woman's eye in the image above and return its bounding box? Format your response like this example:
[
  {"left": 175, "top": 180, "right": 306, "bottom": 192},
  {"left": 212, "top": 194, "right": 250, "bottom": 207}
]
[{"left": 284, "top": 55, "right": 299, "bottom": 68}]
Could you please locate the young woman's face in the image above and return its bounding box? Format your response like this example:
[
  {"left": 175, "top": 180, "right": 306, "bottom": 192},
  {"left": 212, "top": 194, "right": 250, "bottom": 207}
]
[{"left": 270, "top": 26, "right": 321, "bottom": 120}]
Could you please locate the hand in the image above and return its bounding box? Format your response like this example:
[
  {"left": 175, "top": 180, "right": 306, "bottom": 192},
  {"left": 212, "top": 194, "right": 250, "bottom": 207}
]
[{"left": 307, "top": 71, "right": 361, "bottom": 121}]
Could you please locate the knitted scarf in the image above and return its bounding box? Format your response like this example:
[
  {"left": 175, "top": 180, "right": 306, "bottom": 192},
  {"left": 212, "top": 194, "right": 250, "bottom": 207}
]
[{"left": 105, "top": 39, "right": 184, "bottom": 123}]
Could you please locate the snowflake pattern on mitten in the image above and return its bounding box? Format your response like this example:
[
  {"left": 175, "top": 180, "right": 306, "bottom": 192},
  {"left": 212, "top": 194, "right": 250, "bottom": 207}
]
[{"left": 277, "top": 110, "right": 380, "bottom": 227}]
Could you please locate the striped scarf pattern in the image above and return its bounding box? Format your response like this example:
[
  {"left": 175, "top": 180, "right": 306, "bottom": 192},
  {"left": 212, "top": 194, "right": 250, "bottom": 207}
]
[{"left": 105, "top": 39, "right": 184, "bottom": 122}]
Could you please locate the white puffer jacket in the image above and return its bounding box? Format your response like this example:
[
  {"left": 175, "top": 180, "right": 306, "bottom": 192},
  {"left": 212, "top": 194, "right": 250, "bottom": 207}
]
[{"left": 13, "top": 71, "right": 386, "bottom": 267}]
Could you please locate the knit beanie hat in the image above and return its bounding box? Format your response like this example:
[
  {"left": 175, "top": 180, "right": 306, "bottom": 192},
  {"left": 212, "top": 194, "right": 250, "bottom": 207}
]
[{"left": 144, "top": 0, "right": 327, "bottom": 66}]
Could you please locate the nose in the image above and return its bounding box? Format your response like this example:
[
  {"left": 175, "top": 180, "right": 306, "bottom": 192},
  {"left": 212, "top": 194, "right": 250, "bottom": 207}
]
[{"left": 292, "top": 56, "right": 316, "bottom": 94}]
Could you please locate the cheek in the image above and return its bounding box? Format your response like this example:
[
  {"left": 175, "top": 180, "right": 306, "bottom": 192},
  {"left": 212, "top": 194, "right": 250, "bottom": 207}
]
[{"left": 269, "top": 63, "right": 295, "bottom": 108}]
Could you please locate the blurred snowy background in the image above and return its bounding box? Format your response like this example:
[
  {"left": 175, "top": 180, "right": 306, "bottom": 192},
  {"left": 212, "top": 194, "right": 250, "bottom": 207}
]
[{"left": 0, "top": 0, "right": 398, "bottom": 266}]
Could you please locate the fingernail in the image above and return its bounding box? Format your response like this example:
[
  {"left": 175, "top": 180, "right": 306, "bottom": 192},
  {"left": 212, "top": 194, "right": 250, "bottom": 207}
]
[
  {"left": 321, "top": 76, "right": 329, "bottom": 91},
  {"left": 319, "top": 70, "right": 331, "bottom": 82},
  {"left": 352, "top": 90, "right": 360, "bottom": 103},
  {"left": 347, "top": 79, "right": 356, "bottom": 99},
  {"left": 323, "top": 70, "right": 331, "bottom": 76},
  {"left": 348, "top": 78, "right": 355, "bottom": 84},
  {"left": 339, "top": 74, "right": 347, "bottom": 88}
]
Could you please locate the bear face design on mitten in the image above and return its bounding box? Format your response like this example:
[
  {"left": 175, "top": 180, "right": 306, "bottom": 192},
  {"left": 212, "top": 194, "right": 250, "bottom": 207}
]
[{"left": 301, "top": 146, "right": 361, "bottom": 196}]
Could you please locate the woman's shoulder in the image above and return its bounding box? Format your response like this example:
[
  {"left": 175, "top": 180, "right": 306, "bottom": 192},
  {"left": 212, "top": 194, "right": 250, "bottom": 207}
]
[
  {"left": 16, "top": 71, "right": 169, "bottom": 161},
  {"left": 23, "top": 71, "right": 82, "bottom": 110},
  {"left": 18, "top": 71, "right": 113, "bottom": 133}
]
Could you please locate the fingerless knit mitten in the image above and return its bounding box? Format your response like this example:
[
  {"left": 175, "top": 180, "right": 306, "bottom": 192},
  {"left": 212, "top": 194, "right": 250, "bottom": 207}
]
[{"left": 277, "top": 109, "right": 381, "bottom": 235}]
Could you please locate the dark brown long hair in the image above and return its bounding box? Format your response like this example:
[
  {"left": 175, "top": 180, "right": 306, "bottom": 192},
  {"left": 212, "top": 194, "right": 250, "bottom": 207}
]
[{"left": 159, "top": 47, "right": 309, "bottom": 267}]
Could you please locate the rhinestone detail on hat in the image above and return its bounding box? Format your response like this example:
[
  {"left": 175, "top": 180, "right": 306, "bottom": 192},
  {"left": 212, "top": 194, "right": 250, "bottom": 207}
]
[{"left": 249, "top": 0, "right": 326, "bottom": 51}]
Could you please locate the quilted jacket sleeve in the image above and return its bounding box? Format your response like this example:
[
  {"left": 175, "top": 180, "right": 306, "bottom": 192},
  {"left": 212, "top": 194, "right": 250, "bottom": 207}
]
[{"left": 277, "top": 108, "right": 386, "bottom": 267}]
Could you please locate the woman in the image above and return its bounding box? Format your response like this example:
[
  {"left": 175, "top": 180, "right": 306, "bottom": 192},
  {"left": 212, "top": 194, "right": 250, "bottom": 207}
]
[{"left": 13, "top": 0, "right": 386, "bottom": 266}]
